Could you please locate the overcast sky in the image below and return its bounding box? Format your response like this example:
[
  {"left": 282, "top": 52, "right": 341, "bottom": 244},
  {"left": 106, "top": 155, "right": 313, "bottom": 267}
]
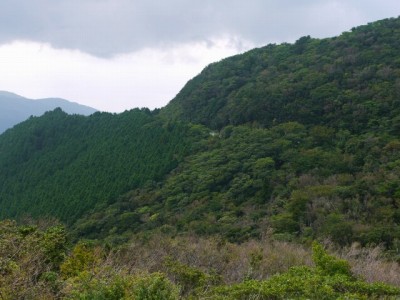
[{"left": 0, "top": 0, "right": 399, "bottom": 112}]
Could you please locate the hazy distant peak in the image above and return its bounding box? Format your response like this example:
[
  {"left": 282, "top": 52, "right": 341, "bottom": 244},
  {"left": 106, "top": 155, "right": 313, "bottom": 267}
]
[
  {"left": 0, "top": 91, "right": 97, "bottom": 133},
  {"left": 0, "top": 91, "right": 25, "bottom": 99}
]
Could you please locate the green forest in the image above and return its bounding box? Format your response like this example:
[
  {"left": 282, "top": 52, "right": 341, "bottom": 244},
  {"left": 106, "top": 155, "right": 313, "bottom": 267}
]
[{"left": 1, "top": 16, "right": 400, "bottom": 299}]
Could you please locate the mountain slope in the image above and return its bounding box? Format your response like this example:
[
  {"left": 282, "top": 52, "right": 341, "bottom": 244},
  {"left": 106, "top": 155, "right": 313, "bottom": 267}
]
[
  {"left": 0, "top": 91, "right": 97, "bottom": 133},
  {"left": 162, "top": 17, "right": 400, "bottom": 133},
  {"left": 0, "top": 108, "right": 198, "bottom": 223},
  {"left": 73, "top": 17, "right": 400, "bottom": 247},
  {"left": 73, "top": 121, "right": 400, "bottom": 247}
]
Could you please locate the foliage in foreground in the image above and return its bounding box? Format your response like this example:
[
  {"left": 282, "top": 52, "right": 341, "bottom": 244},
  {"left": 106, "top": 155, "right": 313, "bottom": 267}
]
[
  {"left": 211, "top": 243, "right": 400, "bottom": 299},
  {"left": 1, "top": 221, "right": 399, "bottom": 299}
]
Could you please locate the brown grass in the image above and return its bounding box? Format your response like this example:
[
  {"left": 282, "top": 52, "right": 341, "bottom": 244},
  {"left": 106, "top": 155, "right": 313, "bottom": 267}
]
[
  {"left": 331, "top": 242, "right": 400, "bottom": 286},
  {"left": 114, "top": 234, "right": 312, "bottom": 283},
  {"left": 112, "top": 235, "right": 400, "bottom": 287}
]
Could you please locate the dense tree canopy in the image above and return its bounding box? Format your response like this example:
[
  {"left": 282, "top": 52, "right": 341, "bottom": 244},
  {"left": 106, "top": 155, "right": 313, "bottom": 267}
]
[
  {"left": 0, "top": 108, "right": 197, "bottom": 223},
  {"left": 162, "top": 17, "right": 400, "bottom": 134}
]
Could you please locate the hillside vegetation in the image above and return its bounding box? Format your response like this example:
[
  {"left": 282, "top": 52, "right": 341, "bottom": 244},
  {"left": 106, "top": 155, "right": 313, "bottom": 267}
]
[
  {"left": 0, "top": 108, "right": 196, "bottom": 223},
  {"left": 0, "top": 16, "right": 400, "bottom": 298},
  {"left": 1, "top": 220, "right": 400, "bottom": 299},
  {"left": 72, "top": 17, "right": 400, "bottom": 252},
  {"left": 163, "top": 17, "right": 400, "bottom": 133}
]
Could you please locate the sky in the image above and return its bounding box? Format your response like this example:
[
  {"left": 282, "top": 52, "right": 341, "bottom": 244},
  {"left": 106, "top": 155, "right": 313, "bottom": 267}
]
[{"left": 0, "top": 1, "right": 399, "bottom": 112}]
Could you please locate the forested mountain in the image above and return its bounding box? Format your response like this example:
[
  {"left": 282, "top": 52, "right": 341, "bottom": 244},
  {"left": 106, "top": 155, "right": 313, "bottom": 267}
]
[
  {"left": 162, "top": 17, "right": 400, "bottom": 134},
  {"left": 70, "top": 17, "right": 400, "bottom": 248},
  {"left": 1, "top": 16, "right": 400, "bottom": 299},
  {"left": 0, "top": 108, "right": 197, "bottom": 223},
  {"left": 0, "top": 91, "right": 97, "bottom": 133}
]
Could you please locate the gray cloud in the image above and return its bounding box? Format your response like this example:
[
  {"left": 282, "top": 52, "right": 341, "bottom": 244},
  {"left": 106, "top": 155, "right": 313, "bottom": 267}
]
[{"left": 0, "top": 0, "right": 399, "bottom": 57}]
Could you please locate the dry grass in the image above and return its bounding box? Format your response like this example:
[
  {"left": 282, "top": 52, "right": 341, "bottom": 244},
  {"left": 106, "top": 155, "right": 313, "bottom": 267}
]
[
  {"left": 114, "top": 234, "right": 312, "bottom": 283},
  {"left": 331, "top": 242, "right": 400, "bottom": 286},
  {"left": 112, "top": 235, "right": 400, "bottom": 287}
]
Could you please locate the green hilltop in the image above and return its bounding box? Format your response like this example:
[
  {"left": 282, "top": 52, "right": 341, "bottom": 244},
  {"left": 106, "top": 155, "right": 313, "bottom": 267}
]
[{"left": 162, "top": 17, "right": 400, "bottom": 133}]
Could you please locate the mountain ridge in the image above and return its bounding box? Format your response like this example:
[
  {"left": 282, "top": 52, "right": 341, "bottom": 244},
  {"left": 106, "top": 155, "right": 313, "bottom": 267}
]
[
  {"left": 162, "top": 16, "right": 400, "bottom": 132},
  {"left": 0, "top": 91, "right": 97, "bottom": 133}
]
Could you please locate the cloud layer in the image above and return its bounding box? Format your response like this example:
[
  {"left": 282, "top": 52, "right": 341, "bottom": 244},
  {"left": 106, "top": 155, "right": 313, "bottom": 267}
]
[
  {"left": 0, "top": 1, "right": 399, "bottom": 111},
  {"left": 1, "top": 0, "right": 399, "bottom": 57},
  {"left": 0, "top": 38, "right": 244, "bottom": 112}
]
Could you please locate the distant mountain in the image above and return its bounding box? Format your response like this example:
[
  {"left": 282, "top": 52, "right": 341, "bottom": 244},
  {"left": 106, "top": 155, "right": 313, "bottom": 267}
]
[{"left": 0, "top": 91, "right": 97, "bottom": 133}]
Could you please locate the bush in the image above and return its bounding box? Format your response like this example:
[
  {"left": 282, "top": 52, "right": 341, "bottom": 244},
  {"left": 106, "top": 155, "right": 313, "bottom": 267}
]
[
  {"left": 127, "top": 272, "right": 179, "bottom": 300},
  {"left": 164, "top": 258, "right": 221, "bottom": 297},
  {"left": 207, "top": 242, "right": 400, "bottom": 299},
  {"left": 312, "top": 242, "right": 352, "bottom": 277}
]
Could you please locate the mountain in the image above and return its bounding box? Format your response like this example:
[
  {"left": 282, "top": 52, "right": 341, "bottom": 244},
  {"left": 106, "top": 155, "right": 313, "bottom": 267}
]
[
  {"left": 75, "top": 16, "right": 400, "bottom": 246},
  {"left": 0, "top": 91, "right": 97, "bottom": 133},
  {"left": 0, "top": 108, "right": 197, "bottom": 223},
  {"left": 0, "top": 17, "right": 400, "bottom": 250},
  {"left": 162, "top": 17, "right": 400, "bottom": 133}
]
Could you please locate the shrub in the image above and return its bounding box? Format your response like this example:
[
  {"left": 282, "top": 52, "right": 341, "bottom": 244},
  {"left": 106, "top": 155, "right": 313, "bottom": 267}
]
[
  {"left": 312, "top": 241, "right": 352, "bottom": 277},
  {"left": 127, "top": 272, "right": 179, "bottom": 300},
  {"left": 207, "top": 242, "right": 400, "bottom": 299},
  {"left": 164, "top": 258, "right": 221, "bottom": 297}
]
